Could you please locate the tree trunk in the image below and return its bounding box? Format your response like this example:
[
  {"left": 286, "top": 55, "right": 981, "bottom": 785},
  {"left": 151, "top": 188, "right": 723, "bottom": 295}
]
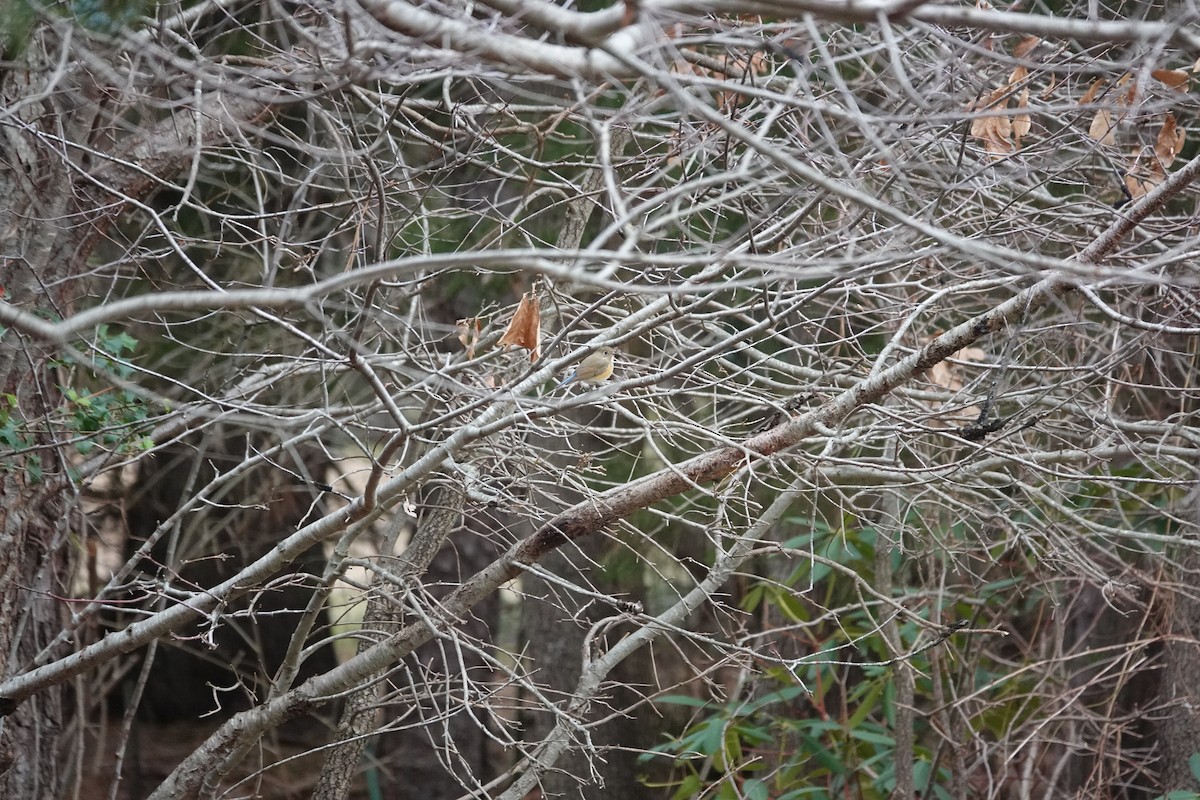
[
  {"left": 0, "top": 477, "right": 68, "bottom": 798},
  {"left": 0, "top": 16, "right": 277, "bottom": 793},
  {"left": 1158, "top": 485, "right": 1200, "bottom": 793},
  {"left": 521, "top": 540, "right": 659, "bottom": 800},
  {"left": 369, "top": 502, "right": 500, "bottom": 799},
  {"left": 0, "top": 26, "right": 91, "bottom": 797}
]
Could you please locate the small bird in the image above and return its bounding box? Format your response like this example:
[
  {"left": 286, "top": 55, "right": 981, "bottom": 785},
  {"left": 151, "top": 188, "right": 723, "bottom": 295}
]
[{"left": 555, "top": 346, "right": 615, "bottom": 390}]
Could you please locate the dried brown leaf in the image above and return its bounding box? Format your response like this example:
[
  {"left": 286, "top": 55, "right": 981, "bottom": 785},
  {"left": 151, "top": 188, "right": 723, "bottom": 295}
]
[
  {"left": 1079, "top": 79, "right": 1106, "bottom": 105},
  {"left": 1040, "top": 73, "right": 1059, "bottom": 100},
  {"left": 928, "top": 361, "right": 957, "bottom": 394},
  {"left": 912, "top": 340, "right": 988, "bottom": 424},
  {"left": 1013, "top": 89, "right": 1031, "bottom": 145},
  {"left": 1152, "top": 69, "right": 1190, "bottom": 89},
  {"left": 986, "top": 117, "right": 1014, "bottom": 156},
  {"left": 622, "top": 0, "right": 637, "bottom": 27},
  {"left": 1117, "top": 72, "right": 1138, "bottom": 105},
  {"left": 1089, "top": 107, "right": 1116, "bottom": 145},
  {"left": 1008, "top": 65, "right": 1029, "bottom": 87},
  {"left": 1013, "top": 35, "right": 1041, "bottom": 59},
  {"left": 456, "top": 318, "right": 480, "bottom": 359},
  {"left": 970, "top": 87, "right": 1016, "bottom": 157},
  {"left": 497, "top": 292, "right": 541, "bottom": 360},
  {"left": 960, "top": 347, "right": 986, "bottom": 362},
  {"left": 975, "top": 0, "right": 994, "bottom": 49},
  {"left": 923, "top": 345, "right": 986, "bottom": 425},
  {"left": 1125, "top": 156, "right": 1165, "bottom": 199},
  {"left": 1155, "top": 113, "right": 1186, "bottom": 166},
  {"left": 974, "top": 117, "right": 1014, "bottom": 156},
  {"left": 929, "top": 346, "right": 985, "bottom": 391},
  {"left": 970, "top": 114, "right": 999, "bottom": 150},
  {"left": 672, "top": 57, "right": 705, "bottom": 78}
]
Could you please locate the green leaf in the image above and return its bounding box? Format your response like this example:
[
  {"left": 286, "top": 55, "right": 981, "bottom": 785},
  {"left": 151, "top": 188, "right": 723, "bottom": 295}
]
[
  {"left": 771, "top": 588, "right": 809, "bottom": 622},
  {"left": 716, "top": 780, "right": 740, "bottom": 800},
  {"left": 26, "top": 454, "right": 42, "bottom": 483},
  {"left": 740, "top": 685, "right": 807, "bottom": 713},
  {"left": 718, "top": 723, "right": 742, "bottom": 766},
  {"left": 848, "top": 728, "right": 894, "bottom": 746},
  {"left": 108, "top": 331, "right": 138, "bottom": 354},
  {"left": 845, "top": 679, "right": 885, "bottom": 730},
  {"left": 671, "top": 774, "right": 702, "bottom": 800},
  {"left": 655, "top": 695, "right": 714, "bottom": 709},
  {"left": 798, "top": 733, "right": 846, "bottom": 774},
  {"left": 742, "top": 584, "right": 764, "bottom": 613},
  {"left": 1190, "top": 752, "right": 1200, "bottom": 783},
  {"left": 743, "top": 778, "right": 769, "bottom": 800}
]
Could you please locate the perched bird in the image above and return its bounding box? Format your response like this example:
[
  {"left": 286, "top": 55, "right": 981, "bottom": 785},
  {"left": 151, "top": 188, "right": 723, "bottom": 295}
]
[{"left": 555, "top": 346, "right": 615, "bottom": 390}]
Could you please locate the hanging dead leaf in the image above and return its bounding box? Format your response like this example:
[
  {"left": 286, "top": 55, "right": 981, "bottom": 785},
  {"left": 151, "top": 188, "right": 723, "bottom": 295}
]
[
  {"left": 672, "top": 56, "right": 706, "bottom": 78},
  {"left": 1013, "top": 36, "right": 1041, "bottom": 59},
  {"left": 745, "top": 50, "right": 768, "bottom": 76},
  {"left": 923, "top": 344, "right": 987, "bottom": 426},
  {"left": 970, "top": 86, "right": 1017, "bottom": 157},
  {"left": 1125, "top": 156, "right": 1165, "bottom": 200},
  {"left": 622, "top": 0, "right": 636, "bottom": 26},
  {"left": 1040, "top": 73, "right": 1059, "bottom": 100},
  {"left": 1013, "top": 89, "right": 1031, "bottom": 146},
  {"left": 1008, "top": 64, "right": 1029, "bottom": 87},
  {"left": 1152, "top": 69, "right": 1190, "bottom": 90},
  {"left": 986, "top": 115, "right": 1014, "bottom": 155},
  {"left": 1079, "top": 79, "right": 1106, "bottom": 105},
  {"left": 496, "top": 291, "right": 541, "bottom": 361},
  {"left": 927, "top": 361, "right": 956, "bottom": 395},
  {"left": 1154, "top": 113, "right": 1185, "bottom": 167},
  {"left": 975, "top": 0, "right": 994, "bottom": 50},
  {"left": 1089, "top": 107, "right": 1116, "bottom": 145},
  {"left": 928, "top": 346, "right": 986, "bottom": 392},
  {"left": 970, "top": 114, "right": 1008, "bottom": 155},
  {"left": 456, "top": 318, "right": 481, "bottom": 359},
  {"left": 1116, "top": 72, "right": 1138, "bottom": 106}
]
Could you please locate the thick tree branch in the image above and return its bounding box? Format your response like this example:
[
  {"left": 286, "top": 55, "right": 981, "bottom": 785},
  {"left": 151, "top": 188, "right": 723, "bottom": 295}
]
[{"left": 359, "top": 0, "right": 1200, "bottom": 82}]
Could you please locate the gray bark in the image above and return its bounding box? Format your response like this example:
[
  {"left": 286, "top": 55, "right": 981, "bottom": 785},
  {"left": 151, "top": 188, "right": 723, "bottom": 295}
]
[{"left": 1158, "top": 485, "right": 1200, "bottom": 793}]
